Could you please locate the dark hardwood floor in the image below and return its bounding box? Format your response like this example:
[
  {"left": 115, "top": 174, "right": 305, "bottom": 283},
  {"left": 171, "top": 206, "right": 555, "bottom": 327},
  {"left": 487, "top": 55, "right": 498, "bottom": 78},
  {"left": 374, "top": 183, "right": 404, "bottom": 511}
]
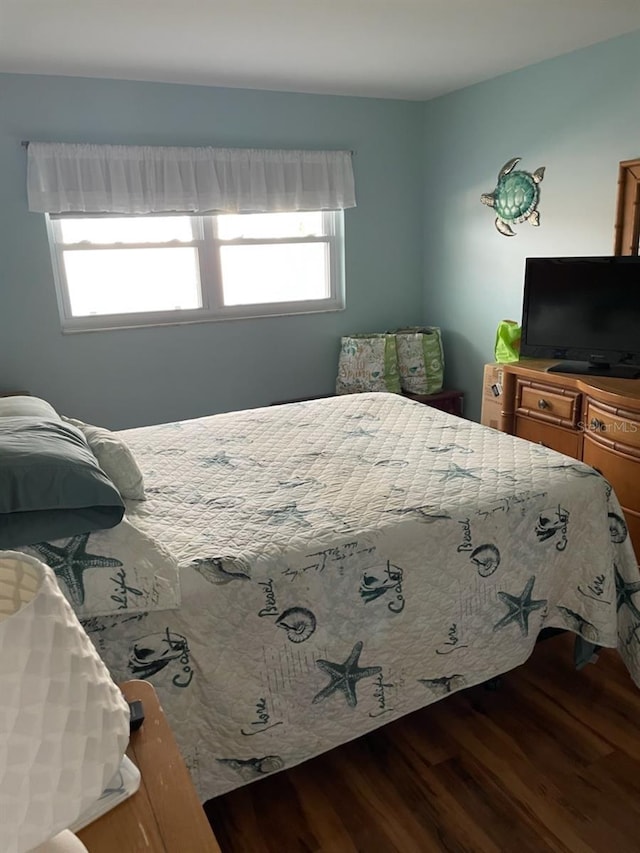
[{"left": 205, "top": 634, "right": 640, "bottom": 852}]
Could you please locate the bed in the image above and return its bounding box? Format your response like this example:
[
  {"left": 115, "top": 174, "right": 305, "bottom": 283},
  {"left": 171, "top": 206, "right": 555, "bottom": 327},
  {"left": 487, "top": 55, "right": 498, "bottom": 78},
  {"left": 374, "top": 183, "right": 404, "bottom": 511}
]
[{"left": 8, "top": 391, "right": 640, "bottom": 802}]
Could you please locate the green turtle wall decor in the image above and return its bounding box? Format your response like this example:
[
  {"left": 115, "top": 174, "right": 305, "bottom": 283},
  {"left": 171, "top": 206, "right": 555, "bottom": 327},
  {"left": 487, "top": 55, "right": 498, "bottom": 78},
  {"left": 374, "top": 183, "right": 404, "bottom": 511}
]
[{"left": 481, "top": 157, "right": 545, "bottom": 237}]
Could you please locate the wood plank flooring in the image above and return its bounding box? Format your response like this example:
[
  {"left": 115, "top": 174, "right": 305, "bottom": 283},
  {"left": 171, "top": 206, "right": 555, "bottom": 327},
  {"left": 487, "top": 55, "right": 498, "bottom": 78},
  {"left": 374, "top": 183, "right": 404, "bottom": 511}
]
[{"left": 205, "top": 634, "right": 640, "bottom": 852}]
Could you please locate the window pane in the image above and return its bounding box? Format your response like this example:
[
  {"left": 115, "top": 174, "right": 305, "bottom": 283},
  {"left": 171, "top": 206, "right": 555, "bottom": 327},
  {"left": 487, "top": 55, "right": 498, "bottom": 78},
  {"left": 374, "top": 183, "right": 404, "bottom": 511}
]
[
  {"left": 216, "top": 212, "right": 324, "bottom": 240},
  {"left": 59, "top": 216, "right": 194, "bottom": 245},
  {"left": 63, "top": 248, "right": 202, "bottom": 316},
  {"left": 220, "top": 243, "right": 329, "bottom": 305}
]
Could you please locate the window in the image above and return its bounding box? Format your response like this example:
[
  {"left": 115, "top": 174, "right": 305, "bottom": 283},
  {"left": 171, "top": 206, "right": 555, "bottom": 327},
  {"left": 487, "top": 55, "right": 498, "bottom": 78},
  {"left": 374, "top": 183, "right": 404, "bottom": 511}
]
[
  {"left": 47, "top": 210, "right": 345, "bottom": 331},
  {"left": 32, "top": 142, "right": 354, "bottom": 330}
]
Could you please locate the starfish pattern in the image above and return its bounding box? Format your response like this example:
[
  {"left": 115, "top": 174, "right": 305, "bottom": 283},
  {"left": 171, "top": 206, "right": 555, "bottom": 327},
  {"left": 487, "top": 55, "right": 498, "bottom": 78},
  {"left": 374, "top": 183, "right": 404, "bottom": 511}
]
[
  {"left": 426, "top": 444, "right": 473, "bottom": 455},
  {"left": 345, "top": 426, "right": 377, "bottom": 438},
  {"left": 312, "top": 641, "right": 382, "bottom": 707},
  {"left": 30, "top": 534, "right": 122, "bottom": 607},
  {"left": 201, "top": 452, "right": 236, "bottom": 468},
  {"left": 386, "top": 505, "right": 451, "bottom": 524},
  {"left": 260, "top": 503, "right": 312, "bottom": 527},
  {"left": 433, "top": 462, "right": 480, "bottom": 483},
  {"left": 345, "top": 413, "right": 379, "bottom": 422},
  {"left": 277, "top": 477, "right": 318, "bottom": 489},
  {"left": 614, "top": 565, "right": 640, "bottom": 622},
  {"left": 493, "top": 575, "right": 547, "bottom": 637},
  {"left": 547, "top": 463, "right": 601, "bottom": 478}
]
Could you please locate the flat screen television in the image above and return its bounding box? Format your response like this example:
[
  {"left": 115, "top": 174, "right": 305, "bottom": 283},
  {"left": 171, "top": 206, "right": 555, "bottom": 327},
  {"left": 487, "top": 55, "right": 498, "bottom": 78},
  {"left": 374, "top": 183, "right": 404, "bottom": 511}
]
[{"left": 520, "top": 256, "right": 640, "bottom": 379}]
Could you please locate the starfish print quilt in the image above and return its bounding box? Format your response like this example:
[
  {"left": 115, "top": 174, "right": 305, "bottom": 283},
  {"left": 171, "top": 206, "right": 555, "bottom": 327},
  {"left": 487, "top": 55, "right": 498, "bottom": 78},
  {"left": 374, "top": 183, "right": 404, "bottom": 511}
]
[{"left": 19, "top": 393, "right": 640, "bottom": 801}]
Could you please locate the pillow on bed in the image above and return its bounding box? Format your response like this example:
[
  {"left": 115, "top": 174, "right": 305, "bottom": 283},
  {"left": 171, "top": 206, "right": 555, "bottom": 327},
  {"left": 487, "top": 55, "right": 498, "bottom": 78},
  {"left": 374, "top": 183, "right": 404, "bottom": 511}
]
[
  {"left": 0, "top": 417, "right": 125, "bottom": 548},
  {"left": 63, "top": 417, "right": 146, "bottom": 501},
  {"left": 0, "top": 395, "right": 60, "bottom": 420}
]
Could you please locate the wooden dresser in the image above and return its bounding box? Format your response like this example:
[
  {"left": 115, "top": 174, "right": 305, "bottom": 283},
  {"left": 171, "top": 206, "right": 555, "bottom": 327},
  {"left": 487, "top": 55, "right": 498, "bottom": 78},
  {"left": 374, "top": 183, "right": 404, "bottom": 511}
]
[{"left": 481, "top": 359, "right": 640, "bottom": 557}]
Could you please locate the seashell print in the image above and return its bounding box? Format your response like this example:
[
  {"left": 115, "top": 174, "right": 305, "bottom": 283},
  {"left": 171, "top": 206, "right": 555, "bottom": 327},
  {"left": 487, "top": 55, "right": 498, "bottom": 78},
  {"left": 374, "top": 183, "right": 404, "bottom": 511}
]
[
  {"left": 256, "top": 755, "right": 285, "bottom": 774},
  {"left": 191, "top": 557, "right": 250, "bottom": 584},
  {"left": 359, "top": 564, "right": 403, "bottom": 604},
  {"left": 275, "top": 607, "right": 317, "bottom": 643},
  {"left": 359, "top": 573, "right": 391, "bottom": 603},
  {"left": 608, "top": 512, "right": 628, "bottom": 544},
  {"left": 556, "top": 606, "right": 599, "bottom": 643},
  {"left": 418, "top": 675, "right": 465, "bottom": 696},
  {"left": 470, "top": 544, "right": 501, "bottom": 577},
  {"left": 128, "top": 629, "right": 190, "bottom": 680},
  {"left": 535, "top": 506, "right": 569, "bottom": 541},
  {"left": 217, "top": 755, "right": 284, "bottom": 781}
]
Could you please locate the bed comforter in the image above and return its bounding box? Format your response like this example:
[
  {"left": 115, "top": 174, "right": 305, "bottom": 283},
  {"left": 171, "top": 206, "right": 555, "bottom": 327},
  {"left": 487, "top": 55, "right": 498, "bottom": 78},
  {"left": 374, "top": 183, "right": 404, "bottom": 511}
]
[{"left": 44, "top": 393, "right": 640, "bottom": 800}]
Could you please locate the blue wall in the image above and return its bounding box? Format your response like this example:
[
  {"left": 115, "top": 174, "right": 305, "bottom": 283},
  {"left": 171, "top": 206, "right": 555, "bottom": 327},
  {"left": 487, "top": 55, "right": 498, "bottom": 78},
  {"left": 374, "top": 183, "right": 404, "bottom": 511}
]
[
  {"left": 3, "top": 30, "right": 639, "bottom": 428},
  {"left": 0, "top": 74, "right": 424, "bottom": 428},
  {"left": 422, "top": 30, "right": 640, "bottom": 421}
]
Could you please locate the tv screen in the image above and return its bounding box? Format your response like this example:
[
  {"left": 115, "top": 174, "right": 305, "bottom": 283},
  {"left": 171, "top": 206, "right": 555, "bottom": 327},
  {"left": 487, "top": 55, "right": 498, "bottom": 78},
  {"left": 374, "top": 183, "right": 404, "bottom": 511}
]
[{"left": 520, "top": 256, "right": 640, "bottom": 378}]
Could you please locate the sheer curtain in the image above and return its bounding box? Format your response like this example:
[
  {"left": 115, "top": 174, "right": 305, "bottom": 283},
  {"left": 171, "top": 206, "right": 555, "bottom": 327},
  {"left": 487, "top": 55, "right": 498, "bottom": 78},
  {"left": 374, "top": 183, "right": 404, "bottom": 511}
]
[{"left": 27, "top": 143, "right": 356, "bottom": 214}]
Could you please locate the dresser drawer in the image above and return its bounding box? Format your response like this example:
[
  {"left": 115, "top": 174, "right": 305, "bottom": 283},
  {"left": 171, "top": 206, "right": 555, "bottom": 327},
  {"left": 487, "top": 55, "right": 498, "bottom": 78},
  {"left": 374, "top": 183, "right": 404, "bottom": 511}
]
[
  {"left": 583, "top": 437, "right": 640, "bottom": 512},
  {"left": 622, "top": 508, "right": 640, "bottom": 561},
  {"left": 516, "top": 378, "right": 581, "bottom": 428},
  {"left": 515, "top": 416, "right": 582, "bottom": 458},
  {"left": 583, "top": 399, "right": 640, "bottom": 455}
]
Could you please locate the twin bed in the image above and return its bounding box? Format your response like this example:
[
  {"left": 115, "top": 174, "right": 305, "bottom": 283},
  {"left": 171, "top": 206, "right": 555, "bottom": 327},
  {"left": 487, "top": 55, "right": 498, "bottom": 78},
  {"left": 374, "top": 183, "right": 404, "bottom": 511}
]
[{"left": 8, "top": 391, "right": 640, "bottom": 802}]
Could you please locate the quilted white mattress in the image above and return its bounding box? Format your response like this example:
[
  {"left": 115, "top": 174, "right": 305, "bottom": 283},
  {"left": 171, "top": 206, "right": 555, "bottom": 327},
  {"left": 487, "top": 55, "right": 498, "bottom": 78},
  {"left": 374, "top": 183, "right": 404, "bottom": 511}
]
[{"left": 80, "top": 393, "right": 640, "bottom": 801}]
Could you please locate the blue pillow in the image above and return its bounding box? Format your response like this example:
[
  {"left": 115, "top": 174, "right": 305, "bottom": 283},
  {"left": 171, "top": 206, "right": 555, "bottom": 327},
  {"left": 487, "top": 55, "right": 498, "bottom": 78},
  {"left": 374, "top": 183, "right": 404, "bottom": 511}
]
[{"left": 0, "top": 417, "right": 125, "bottom": 548}]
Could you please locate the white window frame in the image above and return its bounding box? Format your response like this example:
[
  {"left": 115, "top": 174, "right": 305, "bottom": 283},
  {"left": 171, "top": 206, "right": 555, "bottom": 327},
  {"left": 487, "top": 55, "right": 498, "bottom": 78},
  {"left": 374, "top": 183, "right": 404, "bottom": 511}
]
[{"left": 46, "top": 211, "right": 345, "bottom": 332}]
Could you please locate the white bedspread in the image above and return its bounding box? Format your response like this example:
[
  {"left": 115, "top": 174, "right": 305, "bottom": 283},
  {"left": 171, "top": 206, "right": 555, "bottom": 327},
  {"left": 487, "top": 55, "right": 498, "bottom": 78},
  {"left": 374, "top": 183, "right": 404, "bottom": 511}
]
[{"left": 77, "top": 393, "right": 639, "bottom": 801}]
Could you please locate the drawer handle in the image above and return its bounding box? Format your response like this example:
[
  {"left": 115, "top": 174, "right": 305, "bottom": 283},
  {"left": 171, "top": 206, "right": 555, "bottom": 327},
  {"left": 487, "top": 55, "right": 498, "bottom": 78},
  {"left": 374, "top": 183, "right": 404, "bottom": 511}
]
[
  {"left": 590, "top": 418, "right": 605, "bottom": 432},
  {"left": 537, "top": 399, "right": 549, "bottom": 410}
]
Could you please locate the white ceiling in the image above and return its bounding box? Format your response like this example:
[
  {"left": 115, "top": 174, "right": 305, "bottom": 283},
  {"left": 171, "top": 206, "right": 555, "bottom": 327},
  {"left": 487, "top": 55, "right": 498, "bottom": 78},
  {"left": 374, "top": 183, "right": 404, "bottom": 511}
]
[{"left": 1, "top": 0, "right": 639, "bottom": 101}]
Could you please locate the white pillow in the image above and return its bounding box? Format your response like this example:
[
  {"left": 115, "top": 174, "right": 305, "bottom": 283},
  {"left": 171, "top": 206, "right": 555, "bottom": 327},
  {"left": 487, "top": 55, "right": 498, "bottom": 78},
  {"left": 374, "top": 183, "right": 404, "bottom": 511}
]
[
  {"left": 63, "top": 417, "right": 146, "bottom": 501},
  {"left": 0, "top": 395, "right": 60, "bottom": 420}
]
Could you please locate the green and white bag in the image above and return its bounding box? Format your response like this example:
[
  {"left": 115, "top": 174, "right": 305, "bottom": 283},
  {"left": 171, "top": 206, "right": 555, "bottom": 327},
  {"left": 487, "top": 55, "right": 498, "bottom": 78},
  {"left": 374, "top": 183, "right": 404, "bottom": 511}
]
[
  {"left": 335, "top": 334, "right": 401, "bottom": 395},
  {"left": 394, "top": 327, "right": 445, "bottom": 395}
]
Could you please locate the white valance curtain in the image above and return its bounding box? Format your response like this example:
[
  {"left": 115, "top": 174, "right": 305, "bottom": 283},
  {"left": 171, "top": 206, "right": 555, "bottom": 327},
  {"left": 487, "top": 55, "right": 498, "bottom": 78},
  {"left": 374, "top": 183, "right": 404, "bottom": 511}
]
[{"left": 27, "top": 143, "right": 356, "bottom": 214}]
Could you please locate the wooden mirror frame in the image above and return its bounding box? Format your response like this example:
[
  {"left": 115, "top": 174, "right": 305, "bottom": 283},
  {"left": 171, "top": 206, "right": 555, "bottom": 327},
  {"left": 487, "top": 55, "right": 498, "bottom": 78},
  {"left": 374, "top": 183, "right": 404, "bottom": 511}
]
[{"left": 613, "top": 158, "right": 640, "bottom": 255}]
